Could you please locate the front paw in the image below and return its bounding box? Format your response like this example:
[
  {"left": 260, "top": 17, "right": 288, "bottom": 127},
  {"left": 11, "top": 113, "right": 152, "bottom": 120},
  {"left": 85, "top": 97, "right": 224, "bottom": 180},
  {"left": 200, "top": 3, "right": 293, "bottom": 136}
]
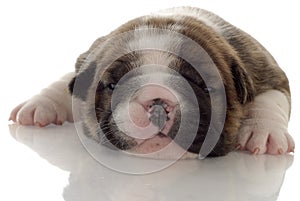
[
  {"left": 237, "top": 119, "right": 295, "bottom": 155},
  {"left": 9, "top": 95, "right": 68, "bottom": 127}
]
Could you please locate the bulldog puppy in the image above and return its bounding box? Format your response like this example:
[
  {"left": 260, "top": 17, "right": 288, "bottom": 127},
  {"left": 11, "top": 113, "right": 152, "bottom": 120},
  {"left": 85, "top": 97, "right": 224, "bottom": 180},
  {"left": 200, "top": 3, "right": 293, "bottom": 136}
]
[{"left": 10, "top": 7, "right": 295, "bottom": 158}]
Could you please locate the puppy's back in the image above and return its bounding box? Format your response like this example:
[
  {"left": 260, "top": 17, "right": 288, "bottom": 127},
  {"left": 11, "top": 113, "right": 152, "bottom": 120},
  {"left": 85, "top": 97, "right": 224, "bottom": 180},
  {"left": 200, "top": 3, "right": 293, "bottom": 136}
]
[{"left": 155, "top": 7, "right": 290, "bottom": 98}]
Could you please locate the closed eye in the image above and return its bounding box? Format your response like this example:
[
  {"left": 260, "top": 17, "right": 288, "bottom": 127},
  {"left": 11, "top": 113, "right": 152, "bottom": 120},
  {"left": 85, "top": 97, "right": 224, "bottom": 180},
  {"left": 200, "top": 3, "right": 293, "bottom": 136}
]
[{"left": 107, "top": 83, "right": 116, "bottom": 90}]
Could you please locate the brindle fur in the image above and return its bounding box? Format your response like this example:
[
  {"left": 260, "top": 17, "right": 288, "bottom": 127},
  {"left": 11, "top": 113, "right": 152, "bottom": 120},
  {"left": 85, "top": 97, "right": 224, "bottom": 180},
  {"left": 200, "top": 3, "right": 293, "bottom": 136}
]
[{"left": 70, "top": 7, "right": 290, "bottom": 157}]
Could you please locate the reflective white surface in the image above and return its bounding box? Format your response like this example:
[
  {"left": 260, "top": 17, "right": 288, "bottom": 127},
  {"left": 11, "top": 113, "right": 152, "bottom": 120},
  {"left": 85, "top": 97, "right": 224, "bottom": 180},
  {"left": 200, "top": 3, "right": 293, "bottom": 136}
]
[
  {"left": 1, "top": 0, "right": 299, "bottom": 201},
  {"left": 4, "top": 123, "right": 296, "bottom": 201}
]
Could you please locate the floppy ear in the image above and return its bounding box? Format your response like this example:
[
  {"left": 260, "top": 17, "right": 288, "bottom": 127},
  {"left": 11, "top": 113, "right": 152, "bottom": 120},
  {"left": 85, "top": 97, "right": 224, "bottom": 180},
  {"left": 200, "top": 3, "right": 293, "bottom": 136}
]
[
  {"left": 230, "top": 58, "right": 255, "bottom": 104},
  {"left": 70, "top": 36, "right": 107, "bottom": 100},
  {"left": 68, "top": 76, "right": 76, "bottom": 95},
  {"left": 68, "top": 61, "right": 97, "bottom": 101}
]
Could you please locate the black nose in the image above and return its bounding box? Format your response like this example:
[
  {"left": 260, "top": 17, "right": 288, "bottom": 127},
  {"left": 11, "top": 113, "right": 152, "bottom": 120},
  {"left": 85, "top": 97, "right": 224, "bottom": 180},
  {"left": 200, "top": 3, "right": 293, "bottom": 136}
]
[{"left": 149, "top": 99, "right": 169, "bottom": 131}]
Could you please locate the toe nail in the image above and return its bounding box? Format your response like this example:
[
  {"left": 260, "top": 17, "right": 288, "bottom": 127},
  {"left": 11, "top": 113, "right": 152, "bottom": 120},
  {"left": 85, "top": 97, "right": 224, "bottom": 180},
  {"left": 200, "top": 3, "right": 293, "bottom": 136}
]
[
  {"left": 57, "top": 120, "right": 63, "bottom": 125},
  {"left": 253, "top": 148, "right": 260, "bottom": 155},
  {"left": 278, "top": 149, "right": 283, "bottom": 154},
  {"left": 236, "top": 144, "right": 241, "bottom": 150},
  {"left": 35, "top": 122, "right": 42, "bottom": 127}
]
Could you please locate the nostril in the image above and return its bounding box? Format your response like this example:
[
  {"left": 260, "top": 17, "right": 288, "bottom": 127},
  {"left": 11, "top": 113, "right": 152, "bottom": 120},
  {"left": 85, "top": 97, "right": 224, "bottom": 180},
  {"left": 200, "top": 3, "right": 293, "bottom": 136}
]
[
  {"left": 145, "top": 102, "right": 153, "bottom": 111},
  {"left": 164, "top": 106, "right": 171, "bottom": 114}
]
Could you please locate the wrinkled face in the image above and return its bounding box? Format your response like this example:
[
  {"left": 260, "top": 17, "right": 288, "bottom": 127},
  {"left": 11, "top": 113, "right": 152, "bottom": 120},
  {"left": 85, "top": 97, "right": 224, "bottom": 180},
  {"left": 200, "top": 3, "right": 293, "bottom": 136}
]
[
  {"left": 69, "top": 24, "right": 251, "bottom": 158},
  {"left": 92, "top": 50, "right": 229, "bottom": 157}
]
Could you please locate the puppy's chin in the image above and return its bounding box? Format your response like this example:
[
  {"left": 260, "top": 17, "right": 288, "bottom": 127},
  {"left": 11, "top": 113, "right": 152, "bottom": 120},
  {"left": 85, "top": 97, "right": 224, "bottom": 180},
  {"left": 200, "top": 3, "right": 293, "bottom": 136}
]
[{"left": 125, "top": 133, "right": 198, "bottom": 159}]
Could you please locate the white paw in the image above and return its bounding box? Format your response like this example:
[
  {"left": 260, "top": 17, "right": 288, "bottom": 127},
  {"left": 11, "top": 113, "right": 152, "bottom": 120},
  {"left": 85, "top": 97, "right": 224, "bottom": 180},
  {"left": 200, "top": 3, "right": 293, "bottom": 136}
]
[
  {"left": 237, "top": 118, "right": 295, "bottom": 155},
  {"left": 237, "top": 90, "right": 295, "bottom": 155},
  {"left": 9, "top": 95, "right": 68, "bottom": 127}
]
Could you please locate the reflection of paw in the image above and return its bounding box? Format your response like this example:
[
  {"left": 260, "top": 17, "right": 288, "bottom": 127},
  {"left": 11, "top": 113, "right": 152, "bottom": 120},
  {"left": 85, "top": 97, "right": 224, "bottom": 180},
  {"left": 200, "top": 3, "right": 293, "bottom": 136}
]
[
  {"left": 237, "top": 119, "right": 295, "bottom": 155},
  {"left": 9, "top": 95, "right": 68, "bottom": 127}
]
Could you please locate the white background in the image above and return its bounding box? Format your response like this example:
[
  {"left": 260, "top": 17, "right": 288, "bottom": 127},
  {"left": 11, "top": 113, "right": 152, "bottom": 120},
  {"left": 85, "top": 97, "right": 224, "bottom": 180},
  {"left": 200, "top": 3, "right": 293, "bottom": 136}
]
[{"left": 0, "top": 0, "right": 299, "bottom": 201}]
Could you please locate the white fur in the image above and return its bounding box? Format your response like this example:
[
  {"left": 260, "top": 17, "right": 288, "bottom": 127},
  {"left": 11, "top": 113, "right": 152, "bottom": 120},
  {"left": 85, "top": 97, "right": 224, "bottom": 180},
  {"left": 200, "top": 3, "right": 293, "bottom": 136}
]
[
  {"left": 237, "top": 90, "right": 294, "bottom": 154},
  {"left": 127, "top": 26, "right": 184, "bottom": 65},
  {"left": 10, "top": 73, "right": 74, "bottom": 126},
  {"left": 129, "top": 26, "right": 178, "bottom": 51},
  {"left": 127, "top": 28, "right": 180, "bottom": 92},
  {"left": 137, "top": 66, "right": 173, "bottom": 86},
  {"left": 153, "top": 7, "right": 224, "bottom": 34}
]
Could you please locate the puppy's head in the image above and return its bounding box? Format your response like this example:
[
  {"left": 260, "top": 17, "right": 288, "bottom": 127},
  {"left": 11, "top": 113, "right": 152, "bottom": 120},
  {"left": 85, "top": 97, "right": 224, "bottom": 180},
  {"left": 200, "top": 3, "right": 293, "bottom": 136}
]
[{"left": 69, "top": 17, "right": 253, "bottom": 158}]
